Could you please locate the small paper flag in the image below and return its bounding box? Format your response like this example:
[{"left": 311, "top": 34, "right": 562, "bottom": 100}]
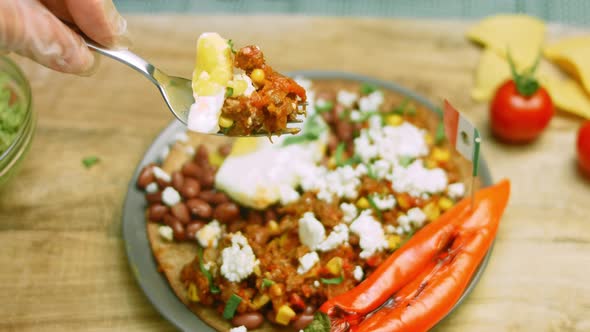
[{"left": 443, "top": 100, "right": 481, "bottom": 176}]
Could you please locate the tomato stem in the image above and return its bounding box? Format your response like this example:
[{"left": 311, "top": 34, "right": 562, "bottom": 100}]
[{"left": 507, "top": 49, "right": 541, "bottom": 97}]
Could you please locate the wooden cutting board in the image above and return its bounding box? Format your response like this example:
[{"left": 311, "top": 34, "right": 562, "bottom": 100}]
[{"left": 1, "top": 16, "right": 589, "bottom": 332}]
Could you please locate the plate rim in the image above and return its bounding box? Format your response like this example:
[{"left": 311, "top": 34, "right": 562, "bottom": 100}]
[{"left": 122, "top": 71, "right": 494, "bottom": 332}]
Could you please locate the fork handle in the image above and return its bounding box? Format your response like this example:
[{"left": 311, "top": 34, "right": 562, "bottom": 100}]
[{"left": 84, "top": 37, "right": 159, "bottom": 86}]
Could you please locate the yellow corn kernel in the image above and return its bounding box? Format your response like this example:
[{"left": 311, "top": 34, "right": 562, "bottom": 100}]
[
  {"left": 356, "top": 197, "right": 370, "bottom": 209},
  {"left": 396, "top": 194, "right": 411, "bottom": 210},
  {"left": 326, "top": 257, "right": 343, "bottom": 276},
  {"left": 231, "top": 79, "right": 248, "bottom": 96},
  {"left": 275, "top": 305, "right": 296, "bottom": 325},
  {"left": 268, "top": 220, "right": 280, "bottom": 234},
  {"left": 438, "top": 197, "right": 454, "bottom": 211},
  {"left": 425, "top": 158, "right": 437, "bottom": 169},
  {"left": 253, "top": 265, "right": 262, "bottom": 277},
  {"left": 431, "top": 147, "right": 450, "bottom": 162},
  {"left": 423, "top": 202, "right": 441, "bottom": 221},
  {"left": 218, "top": 116, "right": 234, "bottom": 128},
  {"left": 385, "top": 114, "right": 403, "bottom": 127},
  {"left": 269, "top": 283, "right": 283, "bottom": 297},
  {"left": 279, "top": 233, "right": 289, "bottom": 247},
  {"left": 209, "top": 151, "right": 224, "bottom": 167},
  {"left": 386, "top": 234, "right": 402, "bottom": 250},
  {"left": 251, "top": 68, "right": 265, "bottom": 84},
  {"left": 424, "top": 133, "right": 433, "bottom": 145},
  {"left": 327, "top": 156, "right": 337, "bottom": 169},
  {"left": 187, "top": 283, "right": 200, "bottom": 302},
  {"left": 251, "top": 293, "right": 270, "bottom": 309}
]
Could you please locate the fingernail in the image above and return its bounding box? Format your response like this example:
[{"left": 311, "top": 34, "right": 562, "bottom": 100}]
[
  {"left": 79, "top": 52, "right": 101, "bottom": 77},
  {"left": 104, "top": 0, "right": 130, "bottom": 48}
]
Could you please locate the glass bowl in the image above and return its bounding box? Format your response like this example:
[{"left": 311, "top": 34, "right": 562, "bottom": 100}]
[{"left": 0, "top": 56, "right": 35, "bottom": 190}]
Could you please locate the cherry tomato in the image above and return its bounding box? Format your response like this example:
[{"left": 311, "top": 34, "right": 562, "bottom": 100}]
[
  {"left": 490, "top": 80, "right": 554, "bottom": 143},
  {"left": 577, "top": 121, "right": 590, "bottom": 178}
]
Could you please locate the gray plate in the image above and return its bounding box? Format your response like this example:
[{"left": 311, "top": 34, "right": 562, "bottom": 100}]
[{"left": 122, "top": 71, "right": 494, "bottom": 332}]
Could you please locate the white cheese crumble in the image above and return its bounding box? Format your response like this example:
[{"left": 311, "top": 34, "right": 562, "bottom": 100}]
[
  {"left": 145, "top": 182, "right": 158, "bottom": 194},
  {"left": 395, "top": 207, "right": 427, "bottom": 234},
  {"left": 384, "top": 225, "right": 396, "bottom": 234},
  {"left": 298, "top": 212, "right": 326, "bottom": 250},
  {"left": 407, "top": 207, "right": 427, "bottom": 226},
  {"left": 353, "top": 265, "right": 364, "bottom": 281},
  {"left": 313, "top": 280, "right": 320, "bottom": 287},
  {"left": 350, "top": 210, "right": 388, "bottom": 258},
  {"left": 158, "top": 225, "right": 174, "bottom": 241},
  {"left": 279, "top": 186, "right": 300, "bottom": 205},
  {"left": 387, "top": 160, "right": 448, "bottom": 197},
  {"left": 196, "top": 220, "right": 222, "bottom": 248},
  {"left": 297, "top": 251, "right": 320, "bottom": 274},
  {"left": 371, "top": 159, "right": 391, "bottom": 180},
  {"left": 229, "top": 326, "right": 247, "bottom": 332},
  {"left": 358, "top": 91, "right": 384, "bottom": 113},
  {"left": 153, "top": 166, "right": 171, "bottom": 183},
  {"left": 340, "top": 202, "right": 358, "bottom": 223},
  {"left": 187, "top": 90, "right": 226, "bottom": 134},
  {"left": 371, "top": 194, "right": 396, "bottom": 211},
  {"left": 301, "top": 165, "right": 361, "bottom": 203},
  {"left": 161, "top": 187, "right": 181, "bottom": 206},
  {"left": 337, "top": 90, "right": 358, "bottom": 108},
  {"left": 447, "top": 182, "right": 466, "bottom": 199},
  {"left": 235, "top": 73, "right": 256, "bottom": 97},
  {"left": 317, "top": 224, "right": 349, "bottom": 252},
  {"left": 220, "top": 233, "right": 259, "bottom": 282},
  {"left": 174, "top": 132, "right": 189, "bottom": 143},
  {"left": 349, "top": 110, "right": 362, "bottom": 122}
]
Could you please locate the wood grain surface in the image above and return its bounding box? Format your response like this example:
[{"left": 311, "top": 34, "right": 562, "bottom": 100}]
[{"left": 1, "top": 16, "right": 589, "bottom": 332}]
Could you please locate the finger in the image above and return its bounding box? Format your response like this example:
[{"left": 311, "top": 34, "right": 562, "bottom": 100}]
[
  {"left": 39, "top": 0, "right": 73, "bottom": 22},
  {"left": 0, "top": 0, "right": 94, "bottom": 74},
  {"left": 65, "top": 0, "right": 129, "bottom": 48}
]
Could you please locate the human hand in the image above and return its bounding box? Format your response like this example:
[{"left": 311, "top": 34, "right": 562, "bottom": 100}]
[{"left": 0, "top": 0, "right": 128, "bottom": 74}]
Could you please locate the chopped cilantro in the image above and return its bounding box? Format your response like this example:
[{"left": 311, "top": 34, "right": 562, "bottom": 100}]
[
  {"left": 222, "top": 293, "right": 242, "bottom": 319},
  {"left": 228, "top": 39, "right": 236, "bottom": 54},
  {"left": 398, "top": 156, "right": 414, "bottom": 167},
  {"left": 225, "top": 87, "right": 234, "bottom": 98},
  {"left": 262, "top": 278, "right": 275, "bottom": 289},
  {"left": 350, "top": 111, "right": 380, "bottom": 123},
  {"left": 282, "top": 115, "right": 325, "bottom": 146},
  {"left": 82, "top": 156, "right": 99, "bottom": 168},
  {"left": 304, "top": 312, "right": 331, "bottom": 332},
  {"left": 334, "top": 143, "right": 346, "bottom": 166},
  {"left": 315, "top": 100, "right": 334, "bottom": 113},
  {"left": 360, "top": 83, "right": 378, "bottom": 95},
  {"left": 198, "top": 247, "right": 220, "bottom": 294},
  {"left": 320, "top": 275, "right": 343, "bottom": 285},
  {"left": 367, "top": 195, "right": 382, "bottom": 219},
  {"left": 367, "top": 164, "right": 378, "bottom": 179},
  {"left": 435, "top": 120, "right": 446, "bottom": 145}
]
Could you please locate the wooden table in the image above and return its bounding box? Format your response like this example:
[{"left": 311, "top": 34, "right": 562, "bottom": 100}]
[{"left": 2, "top": 16, "right": 589, "bottom": 332}]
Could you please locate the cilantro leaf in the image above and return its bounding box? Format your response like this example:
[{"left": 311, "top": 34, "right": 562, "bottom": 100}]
[
  {"left": 398, "top": 156, "right": 414, "bottom": 168},
  {"left": 262, "top": 278, "right": 275, "bottom": 289},
  {"left": 360, "top": 83, "right": 378, "bottom": 95},
  {"left": 320, "top": 275, "right": 343, "bottom": 285},
  {"left": 282, "top": 115, "right": 325, "bottom": 146},
  {"left": 334, "top": 143, "right": 346, "bottom": 167},
  {"left": 198, "top": 247, "right": 220, "bottom": 294},
  {"left": 228, "top": 39, "right": 237, "bottom": 54},
  {"left": 222, "top": 293, "right": 242, "bottom": 319},
  {"left": 225, "top": 87, "right": 234, "bottom": 98},
  {"left": 315, "top": 100, "right": 334, "bottom": 114},
  {"left": 82, "top": 156, "right": 99, "bottom": 168}
]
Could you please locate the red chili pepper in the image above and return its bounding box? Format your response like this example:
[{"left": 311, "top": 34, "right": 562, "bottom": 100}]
[{"left": 321, "top": 180, "right": 510, "bottom": 331}]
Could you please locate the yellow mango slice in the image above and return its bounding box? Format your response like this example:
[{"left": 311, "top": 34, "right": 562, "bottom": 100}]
[
  {"left": 544, "top": 36, "right": 590, "bottom": 95},
  {"left": 471, "top": 49, "right": 511, "bottom": 101},
  {"left": 467, "top": 14, "right": 546, "bottom": 70}
]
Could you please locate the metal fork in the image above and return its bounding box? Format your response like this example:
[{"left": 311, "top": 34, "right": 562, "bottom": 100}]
[{"left": 84, "top": 38, "right": 303, "bottom": 136}]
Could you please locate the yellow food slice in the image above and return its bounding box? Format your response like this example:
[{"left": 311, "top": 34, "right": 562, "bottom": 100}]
[
  {"left": 466, "top": 14, "right": 546, "bottom": 70},
  {"left": 544, "top": 36, "right": 590, "bottom": 95},
  {"left": 471, "top": 49, "right": 511, "bottom": 101},
  {"left": 192, "top": 32, "right": 233, "bottom": 96},
  {"left": 539, "top": 75, "right": 590, "bottom": 119},
  {"left": 230, "top": 137, "right": 264, "bottom": 156}
]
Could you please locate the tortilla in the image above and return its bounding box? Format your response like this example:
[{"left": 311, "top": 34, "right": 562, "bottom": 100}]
[
  {"left": 544, "top": 36, "right": 590, "bottom": 95},
  {"left": 146, "top": 79, "right": 477, "bottom": 331}
]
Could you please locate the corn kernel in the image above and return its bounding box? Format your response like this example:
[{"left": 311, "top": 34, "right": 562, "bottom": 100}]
[
  {"left": 275, "top": 305, "right": 296, "bottom": 325},
  {"left": 327, "top": 156, "right": 337, "bottom": 169},
  {"left": 188, "top": 283, "right": 200, "bottom": 302},
  {"left": 425, "top": 158, "right": 437, "bottom": 169},
  {"left": 386, "top": 234, "right": 402, "bottom": 250},
  {"left": 396, "top": 194, "right": 411, "bottom": 210},
  {"left": 251, "top": 294, "right": 270, "bottom": 309},
  {"left": 253, "top": 265, "right": 262, "bottom": 277},
  {"left": 356, "top": 197, "right": 370, "bottom": 209},
  {"left": 269, "top": 283, "right": 283, "bottom": 297},
  {"left": 326, "top": 257, "right": 343, "bottom": 276},
  {"left": 209, "top": 151, "right": 224, "bottom": 167},
  {"left": 438, "top": 197, "right": 454, "bottom": 211},
  {"left": 431, "top": 147, "right": 450, "bottom": 162},
  {"left": 268, "top": 220, "right": 280, "bottom": 234},
  {"left": 230, "top": 79, "right": 248, "bottom": 96},
  {"left": 251, "top": 68, "right": 265, "bottom": 84},
  {"left": 385, "top": 114, "right": 403, "bottom": 126},
  {"left": 218, "top": 116, "right": 234, "bottom": 128},
  {"left": 424, "top": 133, "right": 433, "bottom": 145},
  {"left": 279, "top": 233, "right": 288, "bottom": 247},
  {"left": 423, "top": 202, "right": 441, "bottom": 221}
]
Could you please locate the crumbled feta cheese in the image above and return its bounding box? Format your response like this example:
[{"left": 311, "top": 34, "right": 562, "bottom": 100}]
[
  {"left": 297, "top": 251, "right": 320, "bottom": 274},
  {"left": 388, "top": 160, "right": 448, "bottom": 197},
  {"left": 350, "top": 210, "right": 388, "bottom": 258},
  {"left": 229, "top": 326, "right": 247, "bottom": 332},
  {"left": 159, "top": 146, "right": 170, "bottom": 161},
  {"left": 161, "top": 187, "right": 181, "bottom": 206},
  {"left": 187, "top": 91, "right": 226, "bottom": 134},
  {"left": 371, "top": 159, "right": 391, "bottom": 179},
  {"left": 407, "top": 207, "right": 427, "bottom": 227},
  {"left": 313, "top": 280, "right": 320, "bottom": 287},
  {"left": 196, "top": 220, "right": 222, "bottom": 248},
  {"left": 354, "top": 132, "right": 378, "bottom": 163},
  {"left": 447, "top": 182, "right": 466, "bottom": 199},
  {"left": 368, "top": 115, "right": 383, "bottom": 130},
  {"left": 396, "top": 209, "right": 426, "bottom": 234},
  {"left": 301, "top": 165, "right": 361, "bottom": 203},
  {"left": 236, "top": 73, "right": 256, "bottom": 97},
  {"left": 153, "top": 166, "right": 171, "bottom": 182},
  {"left": 158, "top": 225, "right": 174, "bottom": 241},
  {"left": 340, "top": 203, "right": 358, "bottom": 223},
  {"left": 397, "top": 215, "right": 412, "bottom": 234},
  {"left": 145, "top": 182, "right": 158, "bottom": 194},
  {"left": 353, "top": 265, "right": 364, "bottom": 281},
  {"left": 359, "top": 91, "right": 384, "bottom": 113},
  {"left": 298, "top": 212, "right": 326, "bottom": 250},
  {"left": 279, "top": 186, "right": 300, "bottom": 205},
  {"left": 354, "top": 164, "right": 368, "bottom": 177},
  {"left": 317, "top": 224, "right": 349, "bottom": 252},
  {"left": 371, "top": 194, "right": 396, "bottom": 211},
  {"left": 337, "top": 90, "right": 358, "bottom": 108},
  {"left": 349, "top": 110, "right": 362, "bottom": 122},
  {"left": 384, "top": 225, "right": 396, "bottom": 234},
  {"left": 174, "top": 132, "right": 189, "bottom": 143},
  {"left": 220, "top": 233, "right": 259, "bottom": 282}
]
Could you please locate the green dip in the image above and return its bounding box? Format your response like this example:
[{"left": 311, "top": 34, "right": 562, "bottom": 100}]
[{"left": 0, "top": 72, "right": 25, "bottom": 155}]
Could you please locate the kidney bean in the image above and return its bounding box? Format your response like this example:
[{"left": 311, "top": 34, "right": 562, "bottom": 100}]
[
  {"left": 171, "top": 171, "right": 184, "bottom": 192},
  {"left": 213, "top": 202, "right": 240, "bottom": 222},
  {"left": 198, "top": 171, "right": 215, "bottom": 189},
  {"left": 148, "top": 204, "right": 168, "bottom": 221},
  {"left": 137, "top": 165, "right": 155, "bottom": 189},
  {"left": 199, "top": 190, "right": 229, "bottom": 205},
  {"left": 146, "top": 191, "right": 162, "bottom": 204},
  {"left": 181, "top": 178, "right": 201, "bottom": 198},
  {"left": 321, "top": 111, "right": 334, "bottom": 124},
  {"left": 218, "top": 144, "right": 232, "bottom": 157},
  {"left": 181, "top": 162, "right": 201, "bottom": 178},
  {"left": 247, "top": 210, "right": 263, "bottom": 224},
  {"left": 171, "top": 203, "right": 190, "bottom": 224},
  {"left": 164, "top": 214, "right": 185, "bottom": 241},
  {"left": 232, "top": 312, "right": 264, "bottom": 330},
  {"left": 291, "top": 314, "right": 314, "bottom": 330},
  {"left": 155, "top": 177, "right": 170, "bottom": 188},
  {"left": 185, "top": 221, "right": 206, "bottom": 239},
  {"left": 186, "top": 199, "right": 212, "bottom": 219},
  {"left": 195, "top": 145, "right": 209, "bottom": 166},
  {"left": 227, "top": 219, "right": 247, "bottom": 233},
  {"left": 336, "top": 120, "right": 354, "bottom": 142}
]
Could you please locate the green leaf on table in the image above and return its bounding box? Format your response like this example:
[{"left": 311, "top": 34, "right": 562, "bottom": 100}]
[{"left": 82, "top": 156, "right": 99, "bottom": 169}]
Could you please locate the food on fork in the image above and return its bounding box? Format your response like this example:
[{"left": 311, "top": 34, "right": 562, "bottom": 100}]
[{"left": 188, "top": 33, "right": 306, "bottom": 136}]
